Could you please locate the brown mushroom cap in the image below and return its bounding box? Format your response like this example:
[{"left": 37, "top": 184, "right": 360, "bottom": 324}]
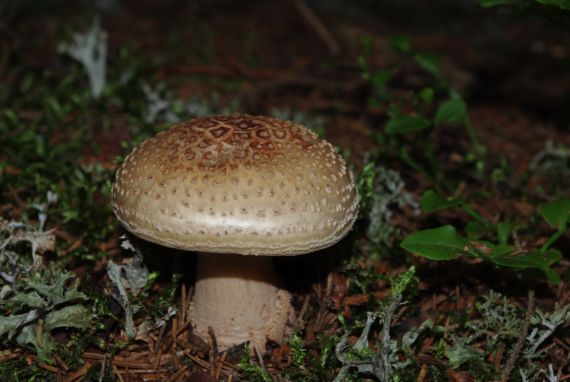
[{"left": 112, "top": 115, "right": 359, "bottom": 256}]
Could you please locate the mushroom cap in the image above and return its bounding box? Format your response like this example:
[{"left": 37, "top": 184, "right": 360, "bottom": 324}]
[{"left": 111, "top": 115, "right": 359, "bottom": 256}]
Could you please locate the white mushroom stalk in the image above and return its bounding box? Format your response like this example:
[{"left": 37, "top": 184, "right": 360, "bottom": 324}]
[
  {"left": 192, "top": 253, "right": 292, "bottom": 349},
  {"left": 111, "top": 115, "right": 359, "bottom": 350}
]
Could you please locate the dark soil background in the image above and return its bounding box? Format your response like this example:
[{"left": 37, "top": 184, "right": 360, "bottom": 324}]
[{"left": 5, "top": 0, "right": 570, "bottom": 158}]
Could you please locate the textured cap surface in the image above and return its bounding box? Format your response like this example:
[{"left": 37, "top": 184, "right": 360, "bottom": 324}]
[{"left": 111, "top": 115, "right": 358, "bottom": 255}]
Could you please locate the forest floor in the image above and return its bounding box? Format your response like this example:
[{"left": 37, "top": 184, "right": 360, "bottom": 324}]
[{"left": 1, "top": 1, "right": 569, "bottom": 381}]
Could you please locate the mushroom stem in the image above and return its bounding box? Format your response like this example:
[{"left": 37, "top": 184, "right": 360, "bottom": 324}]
[{"left": 190, "top": 253, "right": 293, "bottom": 351}]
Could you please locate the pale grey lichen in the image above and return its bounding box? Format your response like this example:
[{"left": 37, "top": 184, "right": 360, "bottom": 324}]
[
  {"left": 141, "top": 82, "right": 179, "bottom": 124},
  {"left": 359, "top": 160, "right": 418, "bottom": 254},
  {"left": 333, "top": 295, "right": 406, "bottom": 382},
  {"left": 106, "top": 237, "right": 150, "bottom": 339},
  {"left": 58, "top": 18, "right": 107, "bottom": 99},
  {"left": 107, "top": 237, "right": 175, "bottom": 342},
  {"left": 142, "top": 82, "right": 239, "bottom": 125}
]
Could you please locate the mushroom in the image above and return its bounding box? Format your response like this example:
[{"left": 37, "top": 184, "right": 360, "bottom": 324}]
[{"left": 111, "top": 115, "right": 359, "bottom": 350}]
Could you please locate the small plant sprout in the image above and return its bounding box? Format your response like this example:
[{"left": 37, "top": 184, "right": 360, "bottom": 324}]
[
  {"left": 58, "top": 18, "right": 107, "bottom": 99},
  {"left": 401, "top": 190, "right": 568, "bottom": 282}
]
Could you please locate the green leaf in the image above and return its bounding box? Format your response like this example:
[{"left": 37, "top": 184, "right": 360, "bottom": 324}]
[
  {"left": 385, "top": 115, "right": 431, "bottom": 135},
  {"left": 435, "top": 98, "right": 467, "bottom": 126},
  {"left": 418, "top": 87, "right": 434, "bottom": 105},
  {"left": 401, "top": 225, "right": 468, "bottom": 260},
  {"left": 370, "top": 69, "right": 393, "bottom": 92},
  {"left": 465, "top": 221, "right": 492, "bottom": 239},
  {"left": 540, "top": 0, "right": 570, "bottom": 11},
  {"left": 389, "top": 35, "right": 411, "bottom": 54},
  {"left": 420, "top": 189, "right": 463, "bottom": 213},
  {"left": 360, "top": 35, "right": 374, "bottom": 58},
  {"left": 489, "top": 243, "right": 516, "bottom": 257},
  {"left": 480, "top": 0, "right": 570, "bottom": 10},
  {"left": 414, "top": 53, "right": 446, "bottom": 85},
  {"left": 539, "top": 198, "right": 570, "bottom": 231},
  {"left": 479, "top": 0, "right": 516, "bottom": 7},
  {"left": 491, "top": 249, "right": 561, "bottom": 283},
  {"left": 497, "top": 222, "right": 515, "bottom": 245}
]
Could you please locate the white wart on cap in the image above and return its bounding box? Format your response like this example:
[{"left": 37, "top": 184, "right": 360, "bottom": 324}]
[{"left": 112, "top": 115, "right": 359, "bottom": 255}]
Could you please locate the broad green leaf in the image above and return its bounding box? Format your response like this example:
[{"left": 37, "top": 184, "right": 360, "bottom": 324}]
[
  {"left": 491, "top": 249, "right": 561, "bottom": 283},
  {"left": 539, "top": 198, "right": 570, "bottom": 231},
  {"left": 420, "top": 189, "right": 463, "bottom": 213},
  {"left": 489, "top": 243, "right": 515, "bottom": 257},
  {"left": 385, "top": 115, "right": 431, "bottom": 135},
  {"left": 492, "top": 249, "right": 561, "bottom": 267},
  {"left": 401, "top": 225, "right": 468, "bottom": 260},
  {"left": 435, "top": 98, "right": 467, "bottom": 126}
]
